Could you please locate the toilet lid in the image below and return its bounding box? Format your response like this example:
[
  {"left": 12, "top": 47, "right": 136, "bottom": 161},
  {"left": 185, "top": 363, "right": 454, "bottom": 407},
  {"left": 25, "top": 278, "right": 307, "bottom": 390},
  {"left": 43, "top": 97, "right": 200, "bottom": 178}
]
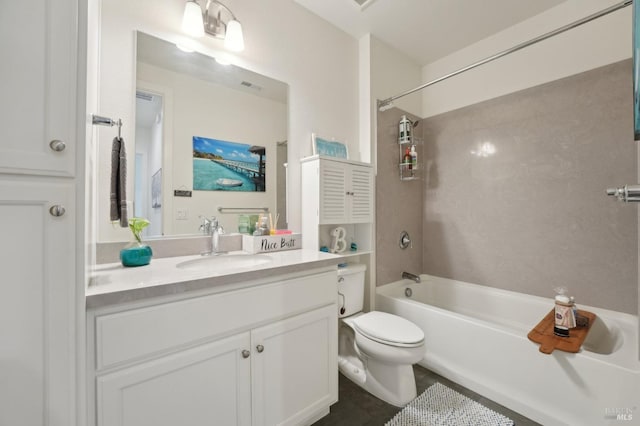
[{"left": 353, "top": 311, "right": 424, "bottom": 346}]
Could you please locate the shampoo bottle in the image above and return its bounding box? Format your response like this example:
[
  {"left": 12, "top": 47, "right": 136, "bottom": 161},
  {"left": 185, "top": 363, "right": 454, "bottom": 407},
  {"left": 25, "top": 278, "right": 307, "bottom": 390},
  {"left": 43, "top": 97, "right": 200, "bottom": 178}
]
[
  {"left": 404, "top": 147, "right": 412, "bottom": 169},
  {"left": 410, "top": 145, "right": 417, "bottom": 168},
  {"left": 399, "top": 115, "right": 411, "bottom": 141}
]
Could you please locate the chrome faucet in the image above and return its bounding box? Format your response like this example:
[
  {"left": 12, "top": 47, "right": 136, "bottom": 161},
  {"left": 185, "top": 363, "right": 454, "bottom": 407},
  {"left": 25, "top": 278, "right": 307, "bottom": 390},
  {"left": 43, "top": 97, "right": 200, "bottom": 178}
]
[
  {"left": 199, "top": 216, "right": 225, "bottom": 256},
  {"left": 402, "top": 271, "right": 421, "bottom": 283}
]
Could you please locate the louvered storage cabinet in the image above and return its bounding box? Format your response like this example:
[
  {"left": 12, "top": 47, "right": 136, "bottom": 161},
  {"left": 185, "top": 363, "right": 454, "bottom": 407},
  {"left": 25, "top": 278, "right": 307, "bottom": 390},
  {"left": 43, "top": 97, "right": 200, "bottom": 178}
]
[{"left": 301, "top": 156, "right": 373, "bottom": 254}]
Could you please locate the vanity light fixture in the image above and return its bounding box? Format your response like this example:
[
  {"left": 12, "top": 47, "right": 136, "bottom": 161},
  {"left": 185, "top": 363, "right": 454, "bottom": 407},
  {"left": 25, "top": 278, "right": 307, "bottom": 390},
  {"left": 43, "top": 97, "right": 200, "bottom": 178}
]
[{"left": 181, "top": 0, "right": 245, "bottom": 52}]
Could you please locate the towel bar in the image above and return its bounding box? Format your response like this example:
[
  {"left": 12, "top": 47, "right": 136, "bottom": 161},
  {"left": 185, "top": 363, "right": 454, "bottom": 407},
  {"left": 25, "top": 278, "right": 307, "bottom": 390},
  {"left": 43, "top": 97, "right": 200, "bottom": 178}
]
[
  {"left": 217, "top": 207, "right": 269, "bottom": 214},
  {"left": 92, "top": 114, "right": 123, "bottom": 139}
]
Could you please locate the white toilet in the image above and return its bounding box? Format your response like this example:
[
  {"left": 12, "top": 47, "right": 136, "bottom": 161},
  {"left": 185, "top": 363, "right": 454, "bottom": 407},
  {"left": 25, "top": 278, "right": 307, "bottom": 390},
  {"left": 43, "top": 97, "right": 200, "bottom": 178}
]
[{"left": 337, "top": 264, "right": 425, "bottom": 407}]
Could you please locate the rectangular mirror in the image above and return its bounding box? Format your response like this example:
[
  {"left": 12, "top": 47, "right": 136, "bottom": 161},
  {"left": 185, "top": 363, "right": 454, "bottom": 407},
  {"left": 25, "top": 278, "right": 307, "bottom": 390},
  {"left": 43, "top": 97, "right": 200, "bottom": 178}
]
[{"left": 133, "top": 32, "right": 288, "bottom": 238}]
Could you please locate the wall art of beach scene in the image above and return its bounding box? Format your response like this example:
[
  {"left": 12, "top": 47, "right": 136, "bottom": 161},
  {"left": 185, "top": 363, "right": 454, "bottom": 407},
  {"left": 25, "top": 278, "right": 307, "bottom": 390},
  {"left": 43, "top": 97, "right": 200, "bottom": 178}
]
[{"left": 193, "top": 136, "right": 266, "bottom": 192}]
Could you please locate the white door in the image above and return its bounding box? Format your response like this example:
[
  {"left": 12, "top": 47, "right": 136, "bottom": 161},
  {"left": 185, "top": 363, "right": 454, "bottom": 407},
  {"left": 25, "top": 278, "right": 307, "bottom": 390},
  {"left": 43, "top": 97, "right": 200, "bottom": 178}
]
[
  {"left": 0, "top": 178, "right": 76, "bottom": 426},
  {"left": 0, "top": 0, "right": 77, "bottom": 176},
  {"left": 349, "top": 165, "right": 374, "bottom": 223},
  {"left": 97, "top": 333, "right": 252, "bottom": 426},
  {"left": 319, "top": 161, "right": 348, "bottom": 224},
  {"left": 251, "top": 305, "right": 338, "bottom": 426}
]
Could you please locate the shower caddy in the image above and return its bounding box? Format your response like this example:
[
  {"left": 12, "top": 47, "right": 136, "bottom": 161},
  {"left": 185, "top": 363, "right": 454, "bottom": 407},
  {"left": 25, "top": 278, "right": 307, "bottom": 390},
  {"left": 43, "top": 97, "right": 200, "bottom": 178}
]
[{"left": 398, "top": 132, "right": 422, "bottom": 181}]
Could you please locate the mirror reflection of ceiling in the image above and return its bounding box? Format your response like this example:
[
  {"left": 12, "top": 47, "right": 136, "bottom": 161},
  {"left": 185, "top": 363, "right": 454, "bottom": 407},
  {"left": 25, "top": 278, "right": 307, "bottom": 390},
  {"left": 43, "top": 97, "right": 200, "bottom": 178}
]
[
  {"left": 293, "top": 0, "right": 567, "bottom": 65},
  {"left": 137, "top": 32, "right": 287, "bottom": 104},
  {"left": 135, "top": 91, "right": 162, "bottom": 128}
]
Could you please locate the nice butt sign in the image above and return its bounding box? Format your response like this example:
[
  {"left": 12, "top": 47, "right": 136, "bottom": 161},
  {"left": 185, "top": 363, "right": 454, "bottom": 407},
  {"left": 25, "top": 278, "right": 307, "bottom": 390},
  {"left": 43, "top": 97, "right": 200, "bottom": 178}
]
[{"left": 242, "top": 234, "right": 302, "bottom": 254}]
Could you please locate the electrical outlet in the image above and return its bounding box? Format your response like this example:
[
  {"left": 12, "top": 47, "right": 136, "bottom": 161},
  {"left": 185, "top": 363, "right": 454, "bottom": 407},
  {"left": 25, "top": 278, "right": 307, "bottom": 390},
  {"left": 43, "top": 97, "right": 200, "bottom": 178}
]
[{"left": 176, "top": 209, "right": 189, "bottom": 220}]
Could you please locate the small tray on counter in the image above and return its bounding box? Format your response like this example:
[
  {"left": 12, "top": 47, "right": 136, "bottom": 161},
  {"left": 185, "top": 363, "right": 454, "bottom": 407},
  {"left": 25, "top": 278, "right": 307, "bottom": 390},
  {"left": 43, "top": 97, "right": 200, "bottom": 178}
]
[
  {"left": 242, "top": 233, "right": 301, "bottom": 254},
  {"left": 527, "top": 309, "right": 596, "bottom": 354}
]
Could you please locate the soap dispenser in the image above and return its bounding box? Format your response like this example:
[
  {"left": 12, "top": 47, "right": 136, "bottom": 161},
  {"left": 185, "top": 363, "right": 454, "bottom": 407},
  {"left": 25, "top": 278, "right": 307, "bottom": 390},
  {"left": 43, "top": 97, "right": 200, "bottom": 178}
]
[
  {"left": 553, "top": 287, "right": 576, "bottom": 337},
  {"left": 410, "top": 145, "right": 417, "bottom": 168}
]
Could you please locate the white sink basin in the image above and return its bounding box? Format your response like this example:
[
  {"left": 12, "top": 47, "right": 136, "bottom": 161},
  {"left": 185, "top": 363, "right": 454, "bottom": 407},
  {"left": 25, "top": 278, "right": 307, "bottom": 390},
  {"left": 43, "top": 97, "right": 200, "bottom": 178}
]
[{"left": 176, "top": 253, "right": 273, "bottom": 272}]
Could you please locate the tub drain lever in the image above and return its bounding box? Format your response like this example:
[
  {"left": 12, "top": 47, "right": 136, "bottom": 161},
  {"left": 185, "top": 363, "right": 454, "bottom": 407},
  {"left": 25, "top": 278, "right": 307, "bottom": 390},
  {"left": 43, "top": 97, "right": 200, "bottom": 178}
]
[{"left": 606, "top": 184, "right": 640, "bottom": 202}]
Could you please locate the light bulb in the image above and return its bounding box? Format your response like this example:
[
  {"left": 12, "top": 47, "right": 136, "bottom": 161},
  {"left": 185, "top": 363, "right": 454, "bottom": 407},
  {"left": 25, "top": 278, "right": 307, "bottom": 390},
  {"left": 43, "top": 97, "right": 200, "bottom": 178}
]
[
  {"left": 182, "top": 1, "right": 204, "bottom": 38},
  {"left": 224, "top": 19, "right": 244, "bottom": 52}
]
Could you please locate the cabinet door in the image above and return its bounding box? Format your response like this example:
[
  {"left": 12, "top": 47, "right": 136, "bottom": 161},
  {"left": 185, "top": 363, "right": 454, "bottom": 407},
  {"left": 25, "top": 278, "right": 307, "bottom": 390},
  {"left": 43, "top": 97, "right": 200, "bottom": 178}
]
[
  {"left": 251, "top": 305, "right": 338, "bottom": 426},
  {"left": 0, "top": 178, "right": 76, "bottom": 426},
  {"left": 319, "top": 161, "right": 348, "bottom": 224},
  {"left": 98, "top": 333, "right": 252, "bottom": 426},
  {"left": 349, "top": 165, "right": 373, "bottom": 223},
  {"left": 0, "top": 0, "right": 76, "bottom": 176}
]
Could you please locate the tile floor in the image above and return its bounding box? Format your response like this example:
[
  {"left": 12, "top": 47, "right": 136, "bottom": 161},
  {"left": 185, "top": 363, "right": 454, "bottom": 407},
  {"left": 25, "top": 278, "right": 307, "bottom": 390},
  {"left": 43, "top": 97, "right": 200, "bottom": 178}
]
[{"left": 312, "top": 365, "right": 541, "bottom": 426}]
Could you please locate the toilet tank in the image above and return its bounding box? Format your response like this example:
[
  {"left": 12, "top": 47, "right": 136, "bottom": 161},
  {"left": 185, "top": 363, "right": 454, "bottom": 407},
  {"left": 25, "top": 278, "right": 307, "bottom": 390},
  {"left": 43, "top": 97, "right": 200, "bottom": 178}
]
[{"left": 337, "top": 264, "right": 367, "bottom": 318}]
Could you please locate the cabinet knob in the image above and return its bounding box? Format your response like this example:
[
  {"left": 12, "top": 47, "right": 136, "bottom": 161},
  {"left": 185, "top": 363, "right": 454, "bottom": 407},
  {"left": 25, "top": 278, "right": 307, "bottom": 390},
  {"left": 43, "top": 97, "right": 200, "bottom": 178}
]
[
  {"left": 241, "top": 350, "right": 250, "bottom": 358},
  {"left": 256, "top": 344, "right": 264, "bottom": 353},
  {"left": 49, "top": 205, "right": 66, "bottom": 217},
  {"left": 49, "top": 139, "right": 66, "bottom": 152}
]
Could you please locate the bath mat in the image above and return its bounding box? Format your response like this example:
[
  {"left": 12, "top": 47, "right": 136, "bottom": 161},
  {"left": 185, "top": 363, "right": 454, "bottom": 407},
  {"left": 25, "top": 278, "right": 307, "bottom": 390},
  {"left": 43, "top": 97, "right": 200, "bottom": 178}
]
[{"left": 385, "top": 382, "right": 514, "bottom": 426}]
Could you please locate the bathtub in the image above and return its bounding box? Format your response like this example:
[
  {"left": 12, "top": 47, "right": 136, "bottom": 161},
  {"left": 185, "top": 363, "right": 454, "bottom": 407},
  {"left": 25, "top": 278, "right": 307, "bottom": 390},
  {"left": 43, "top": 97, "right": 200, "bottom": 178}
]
[{"left": 376, "top": 274, "right": 640, "bottom": 426}]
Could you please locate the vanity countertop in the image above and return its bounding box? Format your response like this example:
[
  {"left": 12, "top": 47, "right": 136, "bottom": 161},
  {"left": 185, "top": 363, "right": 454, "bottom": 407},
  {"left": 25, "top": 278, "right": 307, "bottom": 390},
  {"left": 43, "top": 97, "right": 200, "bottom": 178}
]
[{"left": 86, "top": 249, "right": 343, "bottom": 309}]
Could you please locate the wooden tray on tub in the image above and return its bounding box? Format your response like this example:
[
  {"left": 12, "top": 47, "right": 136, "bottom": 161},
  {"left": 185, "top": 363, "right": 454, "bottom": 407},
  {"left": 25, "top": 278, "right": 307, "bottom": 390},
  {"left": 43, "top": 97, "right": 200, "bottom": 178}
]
[{"left": 527, "top": 309, "right": 596, "bottom": 354}]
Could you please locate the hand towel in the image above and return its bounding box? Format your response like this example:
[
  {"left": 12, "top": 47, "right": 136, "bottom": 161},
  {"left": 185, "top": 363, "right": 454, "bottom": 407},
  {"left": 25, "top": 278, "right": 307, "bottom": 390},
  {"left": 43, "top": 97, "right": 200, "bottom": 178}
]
[{"left": 110, "top": 136, "right": 128, "bottom": 227}]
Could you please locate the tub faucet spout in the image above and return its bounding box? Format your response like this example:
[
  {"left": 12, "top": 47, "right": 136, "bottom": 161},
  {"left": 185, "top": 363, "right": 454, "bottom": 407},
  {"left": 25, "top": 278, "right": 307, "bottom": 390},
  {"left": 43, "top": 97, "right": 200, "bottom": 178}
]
[{"left": 402, "top": 271, "right": 421, "bottom": 283}]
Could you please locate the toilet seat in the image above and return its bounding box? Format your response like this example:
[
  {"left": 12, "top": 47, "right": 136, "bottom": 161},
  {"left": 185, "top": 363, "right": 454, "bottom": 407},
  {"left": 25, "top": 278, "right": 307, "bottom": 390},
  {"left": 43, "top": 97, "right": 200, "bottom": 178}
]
[{"left": 352, "top": 311, "right": 424, "bottom": 348}]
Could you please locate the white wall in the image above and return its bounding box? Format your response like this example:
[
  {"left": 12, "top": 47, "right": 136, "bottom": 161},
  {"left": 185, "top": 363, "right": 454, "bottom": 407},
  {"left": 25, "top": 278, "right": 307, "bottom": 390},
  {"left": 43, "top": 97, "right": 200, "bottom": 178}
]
[
  {"left": 359, "top": 34, "right": 422, "bottom": 168},
  {"left": 97, "top": 0, "right": 359, "bottom": 241},
  {"left": 370, "top": 36, "right": 423, "bottom": 118},
  {"left": 421, "top": 0, "right": 632, "bottom": 117}
]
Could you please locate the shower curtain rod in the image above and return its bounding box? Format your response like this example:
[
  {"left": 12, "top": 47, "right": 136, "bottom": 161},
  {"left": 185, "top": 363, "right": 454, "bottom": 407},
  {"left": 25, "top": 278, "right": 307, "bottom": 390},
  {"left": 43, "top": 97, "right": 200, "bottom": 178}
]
[{"left": 377, "top": 0, "right": 632, "bottom": 111}]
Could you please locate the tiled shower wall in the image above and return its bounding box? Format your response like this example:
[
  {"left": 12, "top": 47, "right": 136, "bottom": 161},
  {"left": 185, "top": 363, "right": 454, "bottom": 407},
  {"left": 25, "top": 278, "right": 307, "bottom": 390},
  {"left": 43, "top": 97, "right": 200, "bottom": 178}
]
[
  {"left": 376, "top": 110, "right": 424, "bottom": 287},
  {"left": 377, "top": 60, "right": 638, "bottom": 314}
]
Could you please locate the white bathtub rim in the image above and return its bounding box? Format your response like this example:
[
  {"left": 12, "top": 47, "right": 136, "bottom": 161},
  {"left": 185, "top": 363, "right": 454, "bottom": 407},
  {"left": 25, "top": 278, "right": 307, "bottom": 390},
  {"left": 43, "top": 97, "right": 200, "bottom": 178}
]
[
  {"left": 392, "top": 274, "right": 638, "bottom": 325},
  {"left": 378, "top": 274, "right": 638, "bottom": 336},
  {"left": 377, "top": 274, "right": 640, "bottom": 373}
]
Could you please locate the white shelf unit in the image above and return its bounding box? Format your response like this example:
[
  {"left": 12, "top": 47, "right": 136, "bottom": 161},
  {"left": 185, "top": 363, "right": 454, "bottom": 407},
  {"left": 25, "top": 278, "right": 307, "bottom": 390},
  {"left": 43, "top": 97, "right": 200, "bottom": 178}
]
[
  {"left": 301, "top": 156, "right": 374, "bottom": 255},
  {"left": 301, "top": 155, "right": 375, "bottom": 311},
  {"left": 398, "top": 136, "right": 423, "bottom": 181}
]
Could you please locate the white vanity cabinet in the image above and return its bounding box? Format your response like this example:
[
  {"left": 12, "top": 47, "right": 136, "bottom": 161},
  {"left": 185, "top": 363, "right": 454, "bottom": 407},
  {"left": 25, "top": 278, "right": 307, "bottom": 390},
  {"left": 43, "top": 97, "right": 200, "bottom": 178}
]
[
  {"left": 0, "top": 0, "right": 77, "bottom": 176},
  {"left": 0, "top": 178, "right": 77, "bottom": 426},
  {"left": 0, "top": 0, "right": 81, "bottom": 425},
  {"left": 251, "top": 305, "right": 336, "bottom": 426},
  {"left": 87, "top": 268, "right": 338, "bottom": 426},
  {"left": 98, "top": 333, "right": 252, "bottom": 426}
]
